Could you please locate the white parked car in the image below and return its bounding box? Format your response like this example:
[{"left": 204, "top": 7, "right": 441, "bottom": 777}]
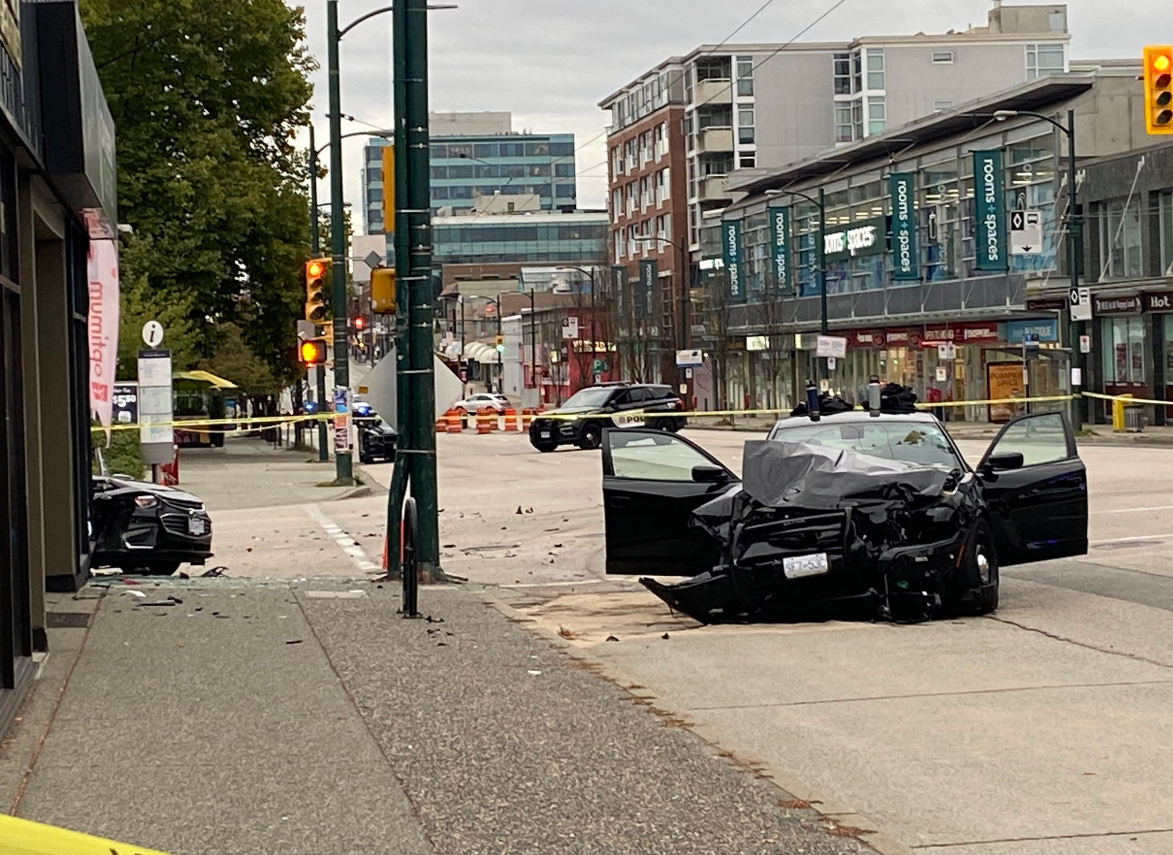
[{"left": 453, "top": 393, "right": 509, "bottom": 414}]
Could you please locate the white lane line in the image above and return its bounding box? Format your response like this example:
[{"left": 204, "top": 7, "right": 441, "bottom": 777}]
[
  {"left": 1090, "top": 532, "right": 1173, "bottom": 545},
  {"left": 1093, "top": 504, "right": 1173, "bottom": 515},
  {"left": 499, "top": 579, "right": 608, "bottom": 589},
  {"left": 302, "top": 504, "right": 380, "bottom": 573}
]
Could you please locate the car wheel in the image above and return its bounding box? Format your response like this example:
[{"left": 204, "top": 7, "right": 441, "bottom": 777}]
[
  {"left": 359, "top": 451, "right": 373, "bottom": 464},
  {"left": 577, "top": 422, "right": 603, "bottom": 450},
  {"left": 960, "top": 520, "right": 999, "bottom": 615},
  {"left": 532, "top": 441, "right": 557, "bottom": 453}
]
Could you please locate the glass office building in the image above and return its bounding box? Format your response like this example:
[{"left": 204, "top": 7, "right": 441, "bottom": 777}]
[
  {"left": 433, "top": 213, "right": 608, "bottom": 265},
  {"left": 362, "top": 133, "right": 577, "bottom": 233}
]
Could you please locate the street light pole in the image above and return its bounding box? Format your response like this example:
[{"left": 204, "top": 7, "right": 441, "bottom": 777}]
[
  {"left": 496, "top": 292, "right": 503, "bottom": 393},
  {"left": 994, "top": 108, "right": 1082, "bottom": 432},
  {"left": 325, "top": 0, "right": 351, "bottom": 484},
  {"left": 529, "top": 289, "right": 537, "bottom": 392}
]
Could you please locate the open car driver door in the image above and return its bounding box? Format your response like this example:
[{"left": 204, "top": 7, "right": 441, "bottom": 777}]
[
  {"left": 602, "top": 428, "right": 739, "bottom": 576},
  {"left": 976, "top": 411, "right": 1088, "bottom": 566}
]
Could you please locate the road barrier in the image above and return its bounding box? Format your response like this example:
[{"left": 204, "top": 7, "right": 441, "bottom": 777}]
[
  {"left": 504, "top": 408, "right": 518, "bottom": 431},
  {"left": 0, "top": 813, "right": 178, "bottom": 855}
]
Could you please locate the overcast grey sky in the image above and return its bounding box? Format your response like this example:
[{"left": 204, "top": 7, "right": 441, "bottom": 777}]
[{"left": 299, "top": 0, "right": 1150, "bottom": 215}]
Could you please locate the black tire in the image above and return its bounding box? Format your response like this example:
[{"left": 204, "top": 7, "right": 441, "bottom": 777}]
[
  {"left": 959, "top": 520, "right": 999, "bottom": 615},
  {"left": 212, "top": 433, "right": 225, "bottom": 448},
  {"left": 577, "top": 422, "right": 603, "bottom": 450},
  {"left": 532, "top": 441, "right": 557, "bottom": 453}
]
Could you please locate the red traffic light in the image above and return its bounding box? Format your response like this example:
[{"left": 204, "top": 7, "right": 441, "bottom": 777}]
[
  {"left": 299, "top": 338, "right": 327, "bottom": 366},
  {"left": 354, "top": 316, "right": 366, "bottom": 330}
]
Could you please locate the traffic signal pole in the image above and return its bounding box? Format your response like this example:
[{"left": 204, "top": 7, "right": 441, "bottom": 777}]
[
  {"left": 307, "top": 127, "right": 328, "bottom": 461},
  {"left": 402, "top": 0, "right": 440, "bottom": 579},
  {"left": 326, "top": 0, "right": 353, "bottom": 484}
]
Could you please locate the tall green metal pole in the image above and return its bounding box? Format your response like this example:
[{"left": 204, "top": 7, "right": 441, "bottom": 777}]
[
  {"left": 404, "top": 0, "right": 440, "bottom": 578},
  {"left": 817, "top": 188, "right": 827, "bottom": 335},
  {"left": 393, "top": 4, "right": 410, "bottom": 437},
  {"left": 308, "top": 125, "right": 329, "bottom": 461},
  {"left": 326, "top": 0, "right": 353, "bottom": 484}
]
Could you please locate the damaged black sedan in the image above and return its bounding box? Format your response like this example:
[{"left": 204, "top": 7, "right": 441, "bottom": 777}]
[{"left": 602, "top": 411, "right": 1088, "bottom": 623}]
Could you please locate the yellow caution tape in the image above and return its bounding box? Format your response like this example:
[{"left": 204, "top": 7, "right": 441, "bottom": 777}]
[
  {"left": 1082, "top": 391, "right": 1173, "bottom": 408},
  {"left": 90, "top": 413, "right": 383, "bottom": 434},
  {"left": 0, "top": 814, "right": 177, "bottom": 855},
  {"left": 914, "top": 394, "right": 1075, "bottom": 409}
]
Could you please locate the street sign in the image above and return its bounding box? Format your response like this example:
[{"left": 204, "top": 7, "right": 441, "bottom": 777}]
[
  {"left": 826, "top": 356, "right": 837, "bottom": 370},
  {"left": 591, "top": 358, "right": 607, "bottom": 375},
  {"left": 1070, "top": 286, "right": 1092, "bottom": 322},
  {"left": 675, "top": 349, "right": 703, "bottom": 367},
  {"left": 1009, "top": 210, "right": 1043, "bottom": 255},
  {"left": 936, "top": 366, "right": 948, "bottom": 382},
  {"left": 815, "top": 335, "right": 847, "bottom": 359},
  {"left": 137, "top": 349, "right": 174, "bottom": 465},
  {"left": 363, "top": 250, "right": 384, "bottom": 270},
  {"left": 561, "top": 316, "right": 579, "bottom": 340},
  {"left": 1024, "top": 333, "right": 1041, "bottom": 351},
  {"left": 1079, "top": 334, "right": 1091, "bottom": 354},
  {"left": 141, "top": 320, "right": 164, "bottom": 348},
  {"left": 937, "top": 343, "right": 957, "bottom": 360}
]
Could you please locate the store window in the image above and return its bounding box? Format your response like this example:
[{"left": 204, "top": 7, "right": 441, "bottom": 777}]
[
  {"left": 1102, "top": 317, "right": 1147, "bottom": 384},
  {"left": 1096, "top": 198, "right": 1143, "bottom": 280},
  {"left": 1159, "top": 190, "right": 1173, "bottom": 276}
]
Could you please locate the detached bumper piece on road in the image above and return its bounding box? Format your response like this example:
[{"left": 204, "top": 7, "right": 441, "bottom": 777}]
[{"left": 642, "top": 442, "right": 985, "bottom": 625}]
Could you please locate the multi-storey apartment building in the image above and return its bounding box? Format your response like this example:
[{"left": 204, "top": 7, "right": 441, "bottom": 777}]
[{"left": 601, "top": 2, "right": 1073, "bottom": 263}]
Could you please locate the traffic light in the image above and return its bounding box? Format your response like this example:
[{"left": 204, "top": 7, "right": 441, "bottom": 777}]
[
  {"left": 353, "top": 315, "right": 366, "bottom": 331},
  {"left": 304, "top": 258, "right": 330, "bottom": 322},
  {"left": 299, "top": 337, "right": 327, "bottom": 366},
  {"left": 495, "top": 334, "right": 505, "bottom": 354},
  {"left": 1143, "top": 45, "right": 1173, "bottom": 134},
  {"left": 370, "top": 267, "right": 396, "bottom": 314}
]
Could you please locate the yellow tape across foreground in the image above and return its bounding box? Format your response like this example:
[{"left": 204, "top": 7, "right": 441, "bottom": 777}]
[{"left": 0, "top": 813, "right": 177, "bottom": 855}]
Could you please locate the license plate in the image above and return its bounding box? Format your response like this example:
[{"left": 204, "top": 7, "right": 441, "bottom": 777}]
[
  {"left": 189, "top": 517, "right": 207, "bottom": 536},
  {"left": 782, "top": 553, "right": 829, "bottom": 579},
  {"left": 540, "top": 431, "right": 551, "bottom": 439}
]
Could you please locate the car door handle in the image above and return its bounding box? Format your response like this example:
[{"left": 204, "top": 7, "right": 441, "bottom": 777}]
[{"left": 608, "top": 495, "right": 631, "bottom": 508}]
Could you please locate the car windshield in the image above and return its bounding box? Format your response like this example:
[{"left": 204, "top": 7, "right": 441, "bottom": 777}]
[
  {"left": 770, "top": 420, "right": 961, "bottom": 468},
  {"left": 562, "top": 387, "right": 614, "bottom": 408}
]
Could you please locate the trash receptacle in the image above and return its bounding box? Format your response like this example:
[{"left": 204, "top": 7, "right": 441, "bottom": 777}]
[{"left": 1124, "top": 404, "right": 1144, "bottom": 433}]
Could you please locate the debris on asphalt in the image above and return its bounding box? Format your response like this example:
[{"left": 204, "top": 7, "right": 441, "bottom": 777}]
[
  {"left": 516, "top": 506, "right": 523, "bottom": 515},
  {"left": 605, "top": 635, "right": 619, "bottom": 642},
  {"left": 200, "top": 566, "right": 227, "bottom": 578},
  {"left": 178, "top": 572, "right": 190, "bottom": 579},
  {"left": 443, "top": 543, "right": 456, "bottom": 548},
  {"left": 524, "top": 507, "right": 534, "bottom": 514},
  {"left": 558, "top": 626, "right": 575, "bottom": 639},
  {"left": 661, "top": 633, "right": 670, "bottom": 640},
  {"left": 125, "top": 590, "right": 147, "bottom": 599},
  {"left": 553, "top": 543, "right": 563, "bottom": 548},
  {"left": 285, "top": 640, "right": 304, "bottom": 645},
  {"left": 527, "top": 670, "right": 542, "bottom": 676},
  {"left": 425, "top": 615, "right": 445, "bottom": 623}
]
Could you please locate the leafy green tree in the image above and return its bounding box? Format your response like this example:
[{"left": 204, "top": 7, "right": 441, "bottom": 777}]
[
  {"left": 80, "top": 0, "right": 316, "bottom": 385},
  {"left": 197, "top": 322, "right": 282, "bottom": 399}
]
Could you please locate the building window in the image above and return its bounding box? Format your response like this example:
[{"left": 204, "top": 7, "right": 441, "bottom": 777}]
[
  {"left": 1160, "top": 190, "right": 1173, "bottom": 275},
  {"left": 431, "top": 166, "right": 448, "bottom": 180},
  {"left": 433, "top": 186, "right": 450, "bottom": 200},
  {"left": 738, "top": 107, "right": 755, "bottom": 144},
  {"left": 739, "top": 154, "right": 756, "bottom": 168},
  {"left": 833, "top": 53, "right": 852, "bottom": 95},
  {"left": 1102, "top": 317, "right": 1146, "bottom": 384},
  {"left": 474, "top": 143, "right": 498, "bottom": 158},
  {"left": 867, "top": 97, "right": 886, "bottom": 135},
  {"left": 933, "top": 99, "right": 955, "bottom": 112},
  {"left": 866, "top": 49, "right": 885, "bottom": 90},
  {"left": 447, "top": 143, "right": 473, "bottom": 159},
  {"left": 525, "top": 142, "right": 550, "bottom": 156},
  {"left": 1097, "top": 198, "right": 1143, "bottom": 280},
  {"left": 736, "top": 56, "right": 755, "bottom": 96},
  {"left": 1026, "top": 43, "right": 1065, "bottom": 80},
  {"left": 554, "top": 162, "right": 574, "bottom": 178},
  {"left": 851, "top": 100, "right": 863, "bottom": 140},
  {"left": 555, "top": 185, "right": 575, "bottom": 198},
  {"left": 852, "top": 50, "right": 862, "bottom": 93},
  {"left": 932, "top": 51, "right": 954, "bottom": 64},
  {"left": 500, "top": 142, "right": 525, "bottom": 157},
  {"left": 549, "top": 141, "right": 574, "bottom": 157},
  {"left": 835, "top": 104, "right": 853, "bottom": 143},
  {"left": 430, "top": 144, "right": 448, "bottom": 158}
]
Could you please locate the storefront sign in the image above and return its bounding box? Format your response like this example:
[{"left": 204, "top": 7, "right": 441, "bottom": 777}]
[
  {"left": 847, "top": 330, "right": 886, "bottom": 348},
  {"left": 1025, "top": 297, "right": 1067, "bottom": 311},
  {"left": 987, "top": 362, "right": 1026, "bottom": 423},
  {"left": 638, "top": 259, "right": 657, "bottom": 321},
  {"left": 745, "top": 335, "right": 769, "bottom": 352},
  {"left": 824, "top": 217, "right": 886, "bottom": 263},
  {"left": 611, "top": 265, "right": 627, "bottom": 321},
  {"left": 1005, "top": 318, "right": 1058, "bottom": 344},
  {"left": 889, "top": 173, "right": 919, "bottom": 281},
  {"left": 88, "top": 240, "right": 121, "bottom": 442},
  {"left": 922, "top": 322, "right": 1002, "bottom": 346},
  {"left": 1144, "top": 291, "right": 1173, "bottom": 312},
  {"left": 973, "top": 150, "right": 1008, "bottom": 271},
  {"left": 768, "top": 206, "right": 792, "bottom": 296},
  {"left": 722, "top": 220, "right": 745, "bottom": 303},
  {"left": 112, "top": 383, "right": 138, "bottom": 425},
  {"left": 884, "top": 329, "right": 923, "bottom": 347},
  {"left": 1093, "top": 295, "right": 1141, "bottom": 315}
]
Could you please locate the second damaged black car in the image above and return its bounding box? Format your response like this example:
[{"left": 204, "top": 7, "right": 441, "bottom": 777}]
[{"left": 602, "top": 411, "right": 1088, "bottom": 623}]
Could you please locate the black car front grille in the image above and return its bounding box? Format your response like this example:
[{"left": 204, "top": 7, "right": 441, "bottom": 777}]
[
  {"left": 163, "top": 497, "right": 204, "bottom": 512},
  {"left": 161, "top": 513, "right": 211, "bottom": 537},
  {"left": 734, "top": 510, "right": 847, "bottom": 566}
]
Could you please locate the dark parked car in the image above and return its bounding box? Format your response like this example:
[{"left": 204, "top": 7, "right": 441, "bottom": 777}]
[
  {"left": 601, "top": 410, "right": 1088, "bottom": 623},
  {"left": 91, "top": 477, "right": 214, "bottom": 575},
  {"left": 355, "top": 402, "right": 398, "bottom": 464},
  {"left": 530, "top": 383, "right": 685, "bottom": 452}
]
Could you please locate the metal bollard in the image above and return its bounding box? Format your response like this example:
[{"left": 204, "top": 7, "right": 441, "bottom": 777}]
[{"left": 400, "top": 496, "right": 420, "bottom": 619}]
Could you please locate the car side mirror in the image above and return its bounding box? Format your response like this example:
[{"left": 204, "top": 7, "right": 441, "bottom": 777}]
[
  {"left": 982, "top": 451, "right": 1024, "bottom": 474},
  {"left": 602, "top": 403, "right": 617, "bottom": 413},
  {"left": 692, "top": 464, "right": 728, "bottom": 484}
]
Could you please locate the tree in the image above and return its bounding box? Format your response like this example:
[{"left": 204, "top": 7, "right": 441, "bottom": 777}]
[
  {"left": 80, "top": 0, "right": 315, "bottom": 385},
  {"left": 115, "top": 268, "right": 198, "bottom": 380},
  {"left": 197, "top": 322, "right": 282, "bottom": 399}
]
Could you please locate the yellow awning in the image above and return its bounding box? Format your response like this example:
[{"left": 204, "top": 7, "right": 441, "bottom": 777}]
[{"left": 174, "top": 370, "right": 239, "bottom": 389}]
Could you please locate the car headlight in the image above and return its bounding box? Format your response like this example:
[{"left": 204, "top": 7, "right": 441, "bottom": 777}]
[{"left": 134, "top": 495, "right": 159, "bottom": 509}]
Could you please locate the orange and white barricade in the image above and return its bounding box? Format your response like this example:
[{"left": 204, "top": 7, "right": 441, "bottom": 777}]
[
  {"left": 445, "top": 410, "right": 463, "bottom": 434},
  {"left": 504, "top": 408, "right": 518, "bottom": 431}
]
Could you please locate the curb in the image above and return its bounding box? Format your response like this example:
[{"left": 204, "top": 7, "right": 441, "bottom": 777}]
[{"left": 480, "top": 591, "right": 914, "bottom": 855}]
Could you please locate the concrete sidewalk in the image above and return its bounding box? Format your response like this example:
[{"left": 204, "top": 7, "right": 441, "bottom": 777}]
[{"left": 0, "top": 579, "right": 884, "bottom": 855}]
